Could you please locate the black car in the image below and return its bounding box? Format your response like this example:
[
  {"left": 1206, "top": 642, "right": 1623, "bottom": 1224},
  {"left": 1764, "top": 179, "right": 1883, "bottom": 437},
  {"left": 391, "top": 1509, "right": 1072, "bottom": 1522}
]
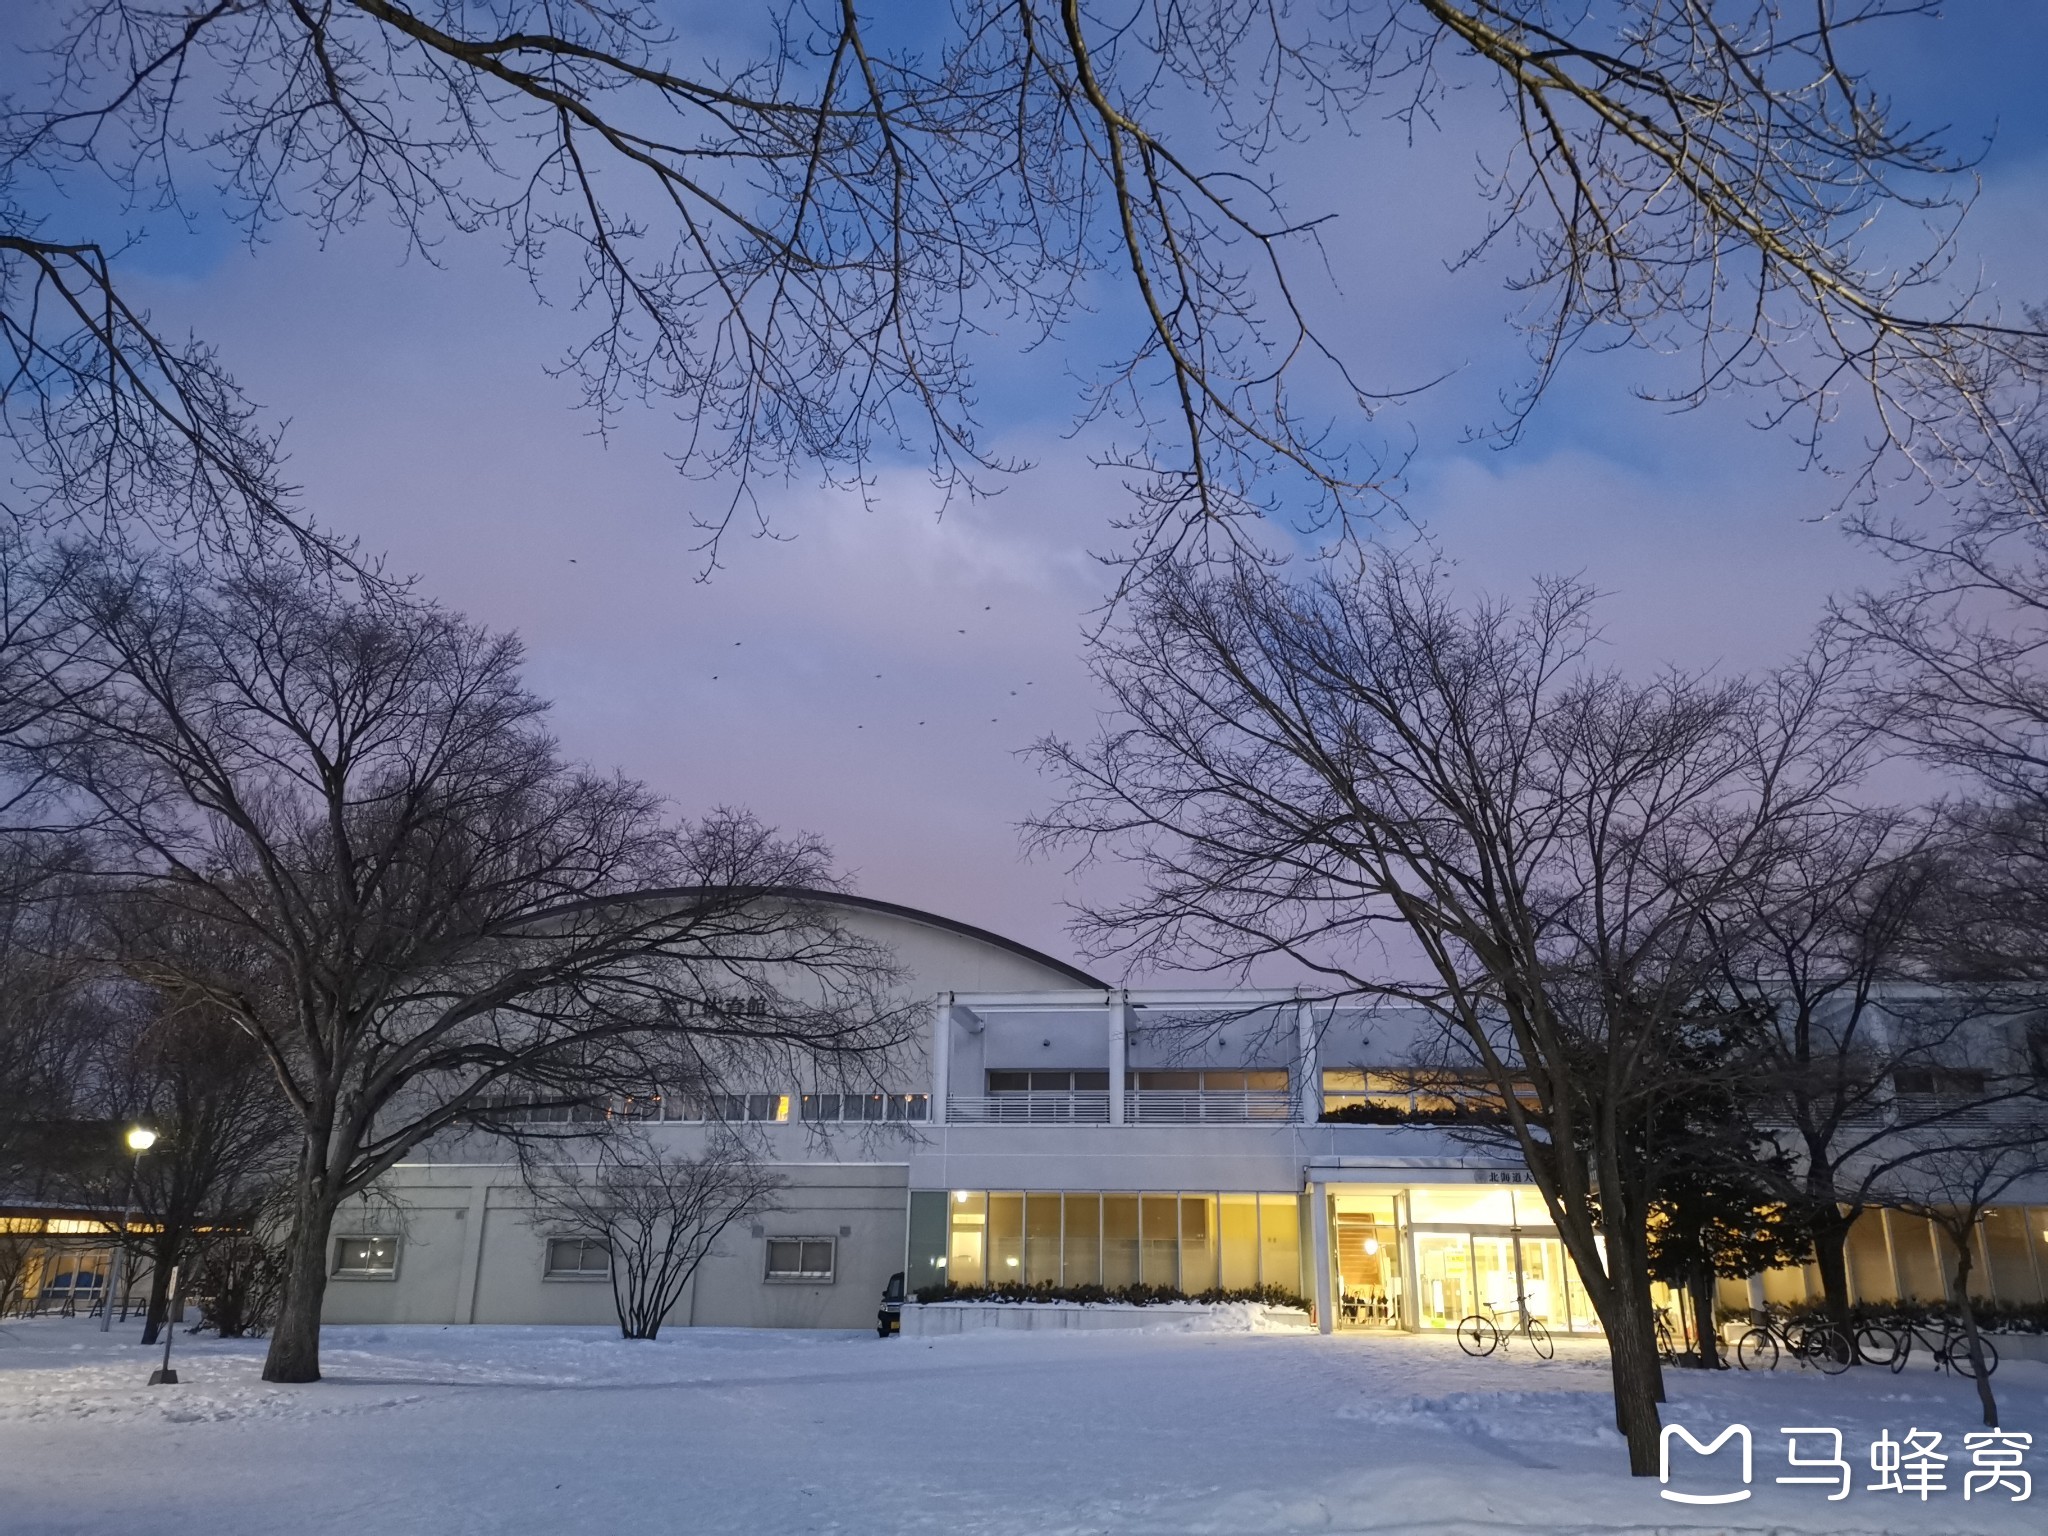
[{"left": 877, "top": 1271, "right": 905, "bottom": 1336}]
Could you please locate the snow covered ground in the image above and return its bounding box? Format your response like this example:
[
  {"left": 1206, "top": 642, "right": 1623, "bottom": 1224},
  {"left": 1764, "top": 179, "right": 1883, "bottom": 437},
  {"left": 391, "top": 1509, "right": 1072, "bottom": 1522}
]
[{"left": 1, "top": 1312, "right": 2042, "bottom": 1535}]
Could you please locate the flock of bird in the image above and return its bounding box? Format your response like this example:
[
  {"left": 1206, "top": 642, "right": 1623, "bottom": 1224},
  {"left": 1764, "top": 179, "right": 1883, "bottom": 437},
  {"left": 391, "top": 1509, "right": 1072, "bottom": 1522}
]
[{"left": 703, "top": 604, "right": 1035, "bottom": 729}]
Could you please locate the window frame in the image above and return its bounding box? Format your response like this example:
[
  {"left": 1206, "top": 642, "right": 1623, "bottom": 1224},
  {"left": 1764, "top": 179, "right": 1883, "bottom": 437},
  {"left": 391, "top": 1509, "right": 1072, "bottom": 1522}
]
[
  {"left": 331, "top": 1233, "right": 401, "bottom": 1280},
  {"left": 762, "top": 1235, "right": 838, "bottom": 1284},
  {"left": 542, "top": 1235, "right": 613, "bottom": 1281}
]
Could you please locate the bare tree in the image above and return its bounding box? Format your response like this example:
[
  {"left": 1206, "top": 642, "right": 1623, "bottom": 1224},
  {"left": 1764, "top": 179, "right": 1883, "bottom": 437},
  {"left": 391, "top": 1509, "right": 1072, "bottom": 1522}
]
[
  {"left": 0, "top": 217, "right": 302, "bottom": 551},
  {"left": 86, "top": 980, "right": 299, "bottom": 1345},
  {"left": 1879, "top": 1129, "right": 2048, "bottom": 1428},
  {"left": 1031, "top": 553, "right": 1870, "bottom": 1474},
  {"left": 2, "top": 4, "right": 2031, "bottom": 566},
  {"left": 1705, "top": 811, "right": 2043, "bottom": 1329},
  {"left": 14, "top": 544, "right": 907, "bottom": 1382},
  {"left": 521, "top": 1127, "right": 782, "bottom": 1340}
]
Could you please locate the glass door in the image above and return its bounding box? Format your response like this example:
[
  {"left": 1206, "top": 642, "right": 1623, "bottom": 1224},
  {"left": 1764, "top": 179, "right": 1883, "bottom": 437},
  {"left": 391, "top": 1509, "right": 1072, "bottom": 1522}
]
[
  {"left": 1334, "top": 1215, "right": 1402, "bottom": 1326},
  {"left": 1414, "top": 1233, "right": 1472, "bottom": 1328}
]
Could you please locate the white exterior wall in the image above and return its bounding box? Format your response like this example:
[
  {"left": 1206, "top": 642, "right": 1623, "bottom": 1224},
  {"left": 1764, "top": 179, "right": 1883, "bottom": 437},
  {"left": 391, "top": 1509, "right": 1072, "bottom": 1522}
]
[{"left": 325, "top": 896, "right": 1095, "bottom": 1330}]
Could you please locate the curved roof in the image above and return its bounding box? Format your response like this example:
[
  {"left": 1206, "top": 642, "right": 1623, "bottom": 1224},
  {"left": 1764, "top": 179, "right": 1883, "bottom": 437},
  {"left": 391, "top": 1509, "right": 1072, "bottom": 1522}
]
[
  {"left": 538, "top": 883, "right": 1110, "bottom": 989},
  {"left": 793, "top": 888, "right": 1111, "bottom": 989}
]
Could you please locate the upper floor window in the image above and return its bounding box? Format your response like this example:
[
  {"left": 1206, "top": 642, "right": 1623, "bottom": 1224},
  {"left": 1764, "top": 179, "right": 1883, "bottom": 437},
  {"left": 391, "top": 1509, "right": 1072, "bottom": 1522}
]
[
  {"left": 1131, "top": 1070, "right": 1288, "bottom": 1092},
  {"left": 800, "top": 1092, "right": 929, "bottom": 1122},
  {"left": 986, "top": 1070, "right": 1109, "bottom": 1092},
  {"left": 1892, "top": 1068, "right": 1989, "bottom": 1100}
]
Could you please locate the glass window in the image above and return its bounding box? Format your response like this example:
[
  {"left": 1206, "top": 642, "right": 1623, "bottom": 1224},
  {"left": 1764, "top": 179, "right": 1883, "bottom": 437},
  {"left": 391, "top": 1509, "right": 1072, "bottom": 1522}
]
[
  {"left": 1407, "top": 1187, "right": 1518, "bottom": 1226},
  {"left": 800, "top": 1093, "right": 839, "bottom": 1122},
  {"left": 545, "top": 1237, "right": 610, "bottom": 1278},
  {"left": 1219, "top": 1195, "right": 1259, "bottom": 1291},
  {"left": 885, "top": 1094, "right": 930, "bottom": 1121},
  {"left": 1103, "top": 1194, "right": 1140, "bottom": 1288},
  {"left": 332, "top": 1236, "right": 398, "bottom": 1278},
  {"left": 1889, "top": 1210, "right": 1947, "bottom": 1301},
  {"left": 1071, "top": 1071, "right": 1109, "bottom": 1091},
  {"left": 947, "top": 1191, "right": 987, "bottom": 1286},
  {"left": 986, "top": 1071, "right": 1031, "bottom": 1092},
  {"left": 1844, "top": 1209, "right": 1896, "bottom": 1303},
  {"left": 1258, "top": 1195, "right": 1300, "bottom": 1294},
  {"left": 1025, "top": 1193, "right": 1063, "bottom": 1285},
  {"left": 1062, "top": 1195, "right": 1101, "bottom": 1287},
  {"left": 1140, "top": 1195, "right": 1179, "bottom": 1287},
  {"left": 988, "top": 1193, "right": 1025, "bottom": 1282},
  {"left": 1515, "top": 1237, "right": 1563, "bottom": 1324},
  {"left": 1134, "top": 1070, "right": 1201, "bottom": 1090},
  {"left": 1180, "top": 1195, "right": 1218, "bottom": 1293},
  {"left": 765, "top": 1237, "right": 836, "bottom": 1281},
  {"left": 1244, "top": 1071, "right": 1289, "bottom": 1092}
]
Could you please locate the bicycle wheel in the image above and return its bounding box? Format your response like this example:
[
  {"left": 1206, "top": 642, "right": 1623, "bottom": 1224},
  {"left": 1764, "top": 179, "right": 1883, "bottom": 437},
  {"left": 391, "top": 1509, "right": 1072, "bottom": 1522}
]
[
  {"left": 1526, "top": 1319, "right": 1554, "bottom": 1359},
  {"left": 1949, "top": 1332, "right": 2000, "bottom": 1379},
  {"left": 1854, "top": 1323, "right": 1899, "bottom": 1368},
  {"left": 1456, "top": 1315, "right": 1500, "bottom": 1357},
  {"left": 1735, "top": 1327, "right": 1779, "bottom": 1371},
  {"left": 1806, "top": 1325, "right": 1853, "bottom": 1375}
]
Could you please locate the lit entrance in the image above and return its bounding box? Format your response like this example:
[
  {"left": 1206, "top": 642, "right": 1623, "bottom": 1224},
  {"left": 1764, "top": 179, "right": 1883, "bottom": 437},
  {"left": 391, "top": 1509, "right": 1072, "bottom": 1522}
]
[{"left": 1332, "top": 1193, "right": 1401, "bottom": 1326}]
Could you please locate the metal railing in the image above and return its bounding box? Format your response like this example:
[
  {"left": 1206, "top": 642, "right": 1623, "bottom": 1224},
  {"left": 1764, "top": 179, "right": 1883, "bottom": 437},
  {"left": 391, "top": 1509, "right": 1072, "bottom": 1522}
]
[
  {"left": 947, "top": 1092, "right": 1112, "bottom": 1124},
  {"left": 1125, "top": 1090, "right": 1295, "bottom": 1123}
]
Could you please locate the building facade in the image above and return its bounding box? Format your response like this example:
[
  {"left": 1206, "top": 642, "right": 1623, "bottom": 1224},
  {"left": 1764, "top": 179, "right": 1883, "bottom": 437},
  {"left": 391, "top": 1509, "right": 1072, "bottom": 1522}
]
[{"left": 327, "top": 893, "right": 2048, "bottom": 1336}]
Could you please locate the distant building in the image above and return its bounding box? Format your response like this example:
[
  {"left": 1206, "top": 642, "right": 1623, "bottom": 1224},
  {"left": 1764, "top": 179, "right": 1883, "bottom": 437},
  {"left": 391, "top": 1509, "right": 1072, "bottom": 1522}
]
[{"left": 323, "top": 891, "right": 2048, "bottom": 1335}]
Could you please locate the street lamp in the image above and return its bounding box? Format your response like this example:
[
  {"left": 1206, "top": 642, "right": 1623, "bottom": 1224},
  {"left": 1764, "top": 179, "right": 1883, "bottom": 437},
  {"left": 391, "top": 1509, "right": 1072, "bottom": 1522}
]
[{"left": 100, "top": 1125, "right": 156, "bottom": 1333}]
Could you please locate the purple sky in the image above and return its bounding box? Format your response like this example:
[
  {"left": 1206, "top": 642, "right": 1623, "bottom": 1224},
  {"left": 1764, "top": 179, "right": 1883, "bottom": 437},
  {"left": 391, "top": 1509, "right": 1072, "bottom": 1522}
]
[{"left": 19, "top": 4, "right": 2048, "bottom": 978}]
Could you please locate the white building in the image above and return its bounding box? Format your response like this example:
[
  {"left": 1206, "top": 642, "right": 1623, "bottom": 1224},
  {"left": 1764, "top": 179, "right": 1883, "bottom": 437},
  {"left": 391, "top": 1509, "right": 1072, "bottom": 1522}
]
[{"left": 327, "top": 892, "right": 2048, "bottom": 1335}]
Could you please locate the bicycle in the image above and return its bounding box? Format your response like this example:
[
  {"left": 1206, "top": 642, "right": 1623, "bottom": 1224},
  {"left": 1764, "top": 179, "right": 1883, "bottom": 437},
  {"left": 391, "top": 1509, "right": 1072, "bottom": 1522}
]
[
  {"left": 1861, "top": 1318, "right": 1999, "bottom": 1378},
  {"left": 1733, "top": 1310, "right": 1852, "bottom": 1374},
  {"left": 1456, "top": 1304, "right": 1555, "bottom": 1360},
  {"left": 1655, "top": 1307, "right": 1682, "bottom": 1365}
]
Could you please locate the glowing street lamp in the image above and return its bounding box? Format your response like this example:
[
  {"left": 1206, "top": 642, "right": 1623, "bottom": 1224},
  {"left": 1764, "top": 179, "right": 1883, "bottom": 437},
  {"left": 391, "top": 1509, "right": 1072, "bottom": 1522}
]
[{"left": 99, "top": 1125, "right": 156, "bottom": 1333}]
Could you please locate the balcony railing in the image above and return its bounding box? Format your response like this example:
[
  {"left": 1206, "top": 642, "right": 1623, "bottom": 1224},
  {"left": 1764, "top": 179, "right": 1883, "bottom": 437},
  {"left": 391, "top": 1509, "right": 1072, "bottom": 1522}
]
[
  {"left": 944, "top": 1090, "right": 1300, "bottom": 1124},
  {"left": 948, "top": 1092, "right": 1111, "bottom": 1124},
  {"left": 1126, "top": 1089, "right": 1295, "bottom": 1123}
]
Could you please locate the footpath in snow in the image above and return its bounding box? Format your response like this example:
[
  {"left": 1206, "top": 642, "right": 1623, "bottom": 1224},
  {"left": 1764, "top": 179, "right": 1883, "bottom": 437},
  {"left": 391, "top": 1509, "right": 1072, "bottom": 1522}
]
[{"left": 1, "top": 1312, "right": 2042, "bottom": 1535}]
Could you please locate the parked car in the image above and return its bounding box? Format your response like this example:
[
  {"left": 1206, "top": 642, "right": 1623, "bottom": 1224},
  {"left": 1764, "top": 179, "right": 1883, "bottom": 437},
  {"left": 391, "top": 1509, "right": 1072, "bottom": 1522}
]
[{"left": 877, "top": 1271, "right": 905, "bottom": 1336}]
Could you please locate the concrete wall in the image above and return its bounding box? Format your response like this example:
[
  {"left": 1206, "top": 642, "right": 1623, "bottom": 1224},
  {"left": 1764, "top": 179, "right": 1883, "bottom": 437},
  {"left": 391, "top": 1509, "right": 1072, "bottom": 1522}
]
[{"left": 325, "top": 1162, "right": 910, "bottom": 1330}]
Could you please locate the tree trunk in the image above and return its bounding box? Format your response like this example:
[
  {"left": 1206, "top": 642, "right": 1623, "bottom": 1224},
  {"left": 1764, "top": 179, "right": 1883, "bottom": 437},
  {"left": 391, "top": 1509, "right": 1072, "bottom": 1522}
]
[
  {"left": 262, "top": 1180, "right": 337, "bottom": 1383},
  {"left": 1945, "top": 1232, "right": 1999, "bottom": 1428},
  {"left": 139, "top": 1249, "right": 172, "bottom": 1346},
  {"left": 1687, "top": 1267, "right": 1722, "bottom": 1369},
  {"left": 1808, "top": 1206, "right": 1855, "bottom": 1331},
  {"left": 1606, "top": 1282, "right": 1667, "bottom": 1476}
]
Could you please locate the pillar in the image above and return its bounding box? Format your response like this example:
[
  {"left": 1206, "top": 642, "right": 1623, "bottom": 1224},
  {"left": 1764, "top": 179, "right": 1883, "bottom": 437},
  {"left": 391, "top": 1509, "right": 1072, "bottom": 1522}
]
[
  {"left": 931, "top": 994, "right": 951, "bottom": 1126},
  {"left": 1108, "top": 992, "right": 1128, "bottom": 1126},
  {"left": 1294, "top": 999, "right": 1317, "bottom": 1124},
  {"left": 1311, "top": 1180, "right": 1334, "bottom": 1335}
]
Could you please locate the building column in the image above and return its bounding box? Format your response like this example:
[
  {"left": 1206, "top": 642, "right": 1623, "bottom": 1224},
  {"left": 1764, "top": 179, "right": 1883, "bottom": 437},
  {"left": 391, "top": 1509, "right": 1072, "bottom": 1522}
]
[
  {"left": 1310, "top": 1179, "right": 1334, "bottom": 1335},
  {"left": 1108, "top": 992, "right": 1128, "bottom": 1126},
  {"left": 931, "top": 994, "right": 951, "bottom": 1126},
  {"left": 1745, "top": 1272, "right": 1767, "bottom": 1316},
  {"left": 1294, "top": 999, "right": 1317, "bottom": 1124},
  {"left": 1880, "top": 1206, "right": 1905, "bottom": 1302},
  {"left": 456, "top": 1179, "right": 489, "bottom": 1324}
]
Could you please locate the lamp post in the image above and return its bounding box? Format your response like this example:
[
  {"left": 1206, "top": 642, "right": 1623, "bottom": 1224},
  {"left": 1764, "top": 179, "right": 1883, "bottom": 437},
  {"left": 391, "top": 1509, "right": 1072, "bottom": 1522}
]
[{"left": 99, "top": 1125, "right": 156, "bottom": 1334}]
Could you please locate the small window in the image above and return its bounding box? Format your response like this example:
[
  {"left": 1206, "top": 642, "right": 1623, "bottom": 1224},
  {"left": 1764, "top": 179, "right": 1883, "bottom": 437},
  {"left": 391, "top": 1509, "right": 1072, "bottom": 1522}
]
[
  {"left": 332, "top": 1235, "right": 399, "bottom": 1279},
  {"left": 764, "top": 1237, "right": 836, "bottom": 1283},
  {"left": 545, "top": 1237, "right": 611, "bottom": 1279}
]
